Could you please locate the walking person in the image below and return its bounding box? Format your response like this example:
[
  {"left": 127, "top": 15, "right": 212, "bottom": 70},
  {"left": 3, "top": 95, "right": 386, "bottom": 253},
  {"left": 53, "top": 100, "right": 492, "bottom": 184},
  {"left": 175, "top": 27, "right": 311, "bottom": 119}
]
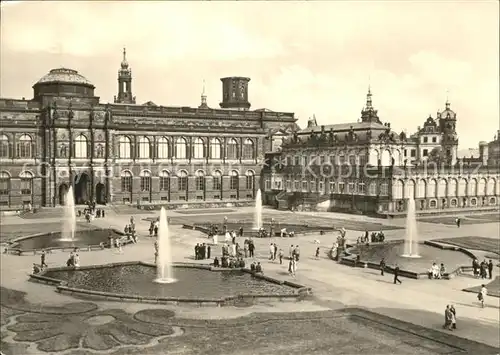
[
  {"left": 380, "top": 258, "right": 386, "bottom": 276},
  {"left": 278, "top": 249, "right": 284, "bottom": 265},
  {"left": 40, "top": 250, "right": 48, "bottom": 269},
  {"left": 315, "top": 247, "right": 320, "bottom": 259},
  {"left": 443, "top": 305, "right": 452, "bottom": 330},
  {"left": 478, "top": 284, "right": 488, "bottom": 308},
  {"left": 273, "top": 243, "right": 278, "bottom": 261},
  {"left": 269, "top": 243, "right": 274, "bottom": 261},
  {"left": 393, "top": 264, "right": 402, "bottom": 284},
  {"left": 450, "top": 305, "right": 457, "bottom": 329}
]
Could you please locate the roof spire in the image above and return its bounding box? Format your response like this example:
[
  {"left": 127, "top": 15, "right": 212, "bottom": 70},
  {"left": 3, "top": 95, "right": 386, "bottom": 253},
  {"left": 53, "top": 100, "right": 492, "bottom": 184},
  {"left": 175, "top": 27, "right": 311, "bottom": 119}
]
[
  {"left": 121, "top": 47, "right": 129, "bottom": 70},
  {"left": 445, "top": 89, "right": 450, "bottom": 109},
  {"left": 366, "top": 85, "right": 373, "bottom": 109},
  {"left": 199, "top": 79, "right": 208, "bottom": 108}
]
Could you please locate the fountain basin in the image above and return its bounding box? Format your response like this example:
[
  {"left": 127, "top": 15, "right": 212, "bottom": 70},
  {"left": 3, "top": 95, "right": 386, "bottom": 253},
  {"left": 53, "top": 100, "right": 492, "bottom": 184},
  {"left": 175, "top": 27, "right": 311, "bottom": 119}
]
[
  {"left": 7, "top": 228, "right": 124, "bottom": 255},
  {"left": 187, "top": 221, "right": 337, "bottom": 238},
  {"left": 30, "top": 262, "right": 310, "bottom": 306},
  {"left": 339, "top": 240, "right": 474, "bottom": 278}
]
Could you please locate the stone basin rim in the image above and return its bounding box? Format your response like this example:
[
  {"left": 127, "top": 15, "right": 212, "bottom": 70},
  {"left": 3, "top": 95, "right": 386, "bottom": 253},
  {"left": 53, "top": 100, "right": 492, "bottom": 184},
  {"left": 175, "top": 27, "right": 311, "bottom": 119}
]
[{"left": 29, "top": 261, "right": 312, "bottom": 306}]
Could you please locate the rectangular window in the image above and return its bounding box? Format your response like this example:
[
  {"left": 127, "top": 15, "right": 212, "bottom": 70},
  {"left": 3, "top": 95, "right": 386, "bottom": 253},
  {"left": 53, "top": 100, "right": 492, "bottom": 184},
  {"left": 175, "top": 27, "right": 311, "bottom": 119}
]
[
  {"left": 213, "top": 176, "right": 222, "bottom": 190},
  {"left": 21, "top": 178, "right": 32, "bottom": 195},
  {"left": 359, "top": 156, "right": 367, "bottom": 166},
  {"left": 320, "top": 155, "right": 325, "bottom": 164},
  {"left": 286, "top": 156, "right": 292, "bottom": 166},
  {"left": 286, "top": 180, "right": 291, "bottom": 190},
  {"left": 121, "top": 176, "right": 132, "bottom": 192},
  {"left": 178, "top": 176, "right": 188, "bottom": 190},
  {"left": 404, "top": 150, "right": 407, "bottom": 157},
  {"left": 140, "top": 177, "right": 151, "bottom": 192},
  {"left": 349, "top": 156, "right": 356, "bottom": 165},
  {"left": 330, "top": 155, "right": 335, "bottom": 165},
  {"left": 294, "top": 156, "right": 300, "bottom": 165},
  {"left": 338, "top": 182, "right": 345, "bottom": 193},
  {"left": 319, "top": 181, "right": 324, "bottom": 192},
  {"left": 230, "top": 176, "right": 239, "bottom": 190},
  {"left": 159, "top": 177, "right": 170, "bottom": 191},
  {"left": 358, "top": 183, "right": 365, "bottom": 194},
  {"left": 329, "top": 181, "right": 335, "bottom": 193},
  {"left": 432, "top": 137, "right": 437, "bottom": 143},
  {"left": 348, "top": 183, "right": 355, "bottom": 193},
  {"left": 196, "top": 176, "right": 205, "bottom": 190},
  {"left": 380, "top": 182, "right": 388, "bottom": 196},
  {"left": 196, "top": 196, "right": 204, "bottom": 200},
  {"left": 411, "top": 149, "right": 416, "bottom": 157},
  {"left": 310, "top": 181, "right": 316, "bottom": 191},
  {"left": 369, "top": 182, "right": 377, "bottom": 195},
  {"left": 265, "top": 179, "right": 271, "bottom": 190},
  {"left": 303, "top": 156, "right": 308, "bottom": 166},
  {"left": 246, "top": 175, "right": 254, "bottom": 190},
  {"left": 302, "top": 181, "right": 307, "bottom": 191},
  {"left": 294, "top": 180, "right": 300, "bottom": 190},
  {"left": 423, "top": 149, "right": 428, "bottom": 157},
  {"left": 423, "top": 137, "right": 428, "bottom": 143},
  {"left": 179, "top": 195, "right": 186, "bottom": 201}
]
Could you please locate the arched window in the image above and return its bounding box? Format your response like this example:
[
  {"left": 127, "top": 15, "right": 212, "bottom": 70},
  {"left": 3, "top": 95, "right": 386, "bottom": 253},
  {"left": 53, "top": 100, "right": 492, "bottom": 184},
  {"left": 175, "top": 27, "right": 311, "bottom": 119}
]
[
  {"left": 245, "top": 170, "right": 255, "bottom": 190},
  {"left": 17, "top": 134, "right": 33, "bottom": 159},
  {"left": 178, "top": 170, "right": 188, "bottom": 190},
  {"left": 196, "top": 170, "right": 205, "bottom": 190},
  {"left": 140, "top": 170, "right": 151, "bottom": 191},
  {"left": 120, "top": 170, "right": 133, "bottom": 192},
  {"left": 138, "top": 137, "right": 151, "bottom": 159},
  {"left": 210, "top": 138, "right": 222, "bottom": 159},
  {"left": 242, "top": 139, "right": 254, "bottom": 159},
  {"left": 19, "top": 171, "right": 33, "bottom": 195},
  {"left": 74, "top": 134, "right": 88, "bottom": 158},
  {"left": 230, "top": 170, "right": 239, "bottom": 190},
  {"left": 0, "top": 171, "right": 10, "bottom": 195},
  {"left": 159, "top": 170, "right": 170, "bottom": 191},
  {"left": 157, "top": 137, "right": 169, "bottom": 159},
  {"left": 175, "top": 137, "right": 187, "bottom": 159},
  {"left": 0, "top": 135, "right": 9, "bottom": 158},
  {"left": 192, "top": 138, "right": 205, "bottom": 159},
  {"left": 227, "top": 139, "right": 239, "bottom": 160},
  {"left": 119, "top": 136, "right": 132, "bottom": 159},
  {"left": 212, "top": 170, "right": 222, "bottom": 190}
]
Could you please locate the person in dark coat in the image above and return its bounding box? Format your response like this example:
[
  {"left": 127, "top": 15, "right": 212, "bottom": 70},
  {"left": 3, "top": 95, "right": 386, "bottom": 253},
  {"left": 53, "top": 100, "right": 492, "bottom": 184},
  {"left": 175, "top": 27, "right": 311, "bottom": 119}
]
[
  {"left": 488, "top": 260, "right": 494, "bottom": 279},
  {"left": 207, "top": 245, "right": 211, "bottom": 259},
  {"left": 393, "top": 264, "right": 402, "bottom": 284},
  {"left": 194, "top": 244, "right": 199, "bottom": 260},
  {"left": 380, "top": 258, "right": 386, "bottom": 276}
]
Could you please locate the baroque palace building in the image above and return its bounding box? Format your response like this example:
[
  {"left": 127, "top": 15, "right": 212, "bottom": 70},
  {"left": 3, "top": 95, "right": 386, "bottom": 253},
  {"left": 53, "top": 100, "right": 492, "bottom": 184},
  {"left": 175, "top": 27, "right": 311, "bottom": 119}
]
[
  {"left": 262, "top": 89, "right": 500, "bottom": 216},
  {"left": 0, "top": 49, "right": 298, "bottom": 210}
]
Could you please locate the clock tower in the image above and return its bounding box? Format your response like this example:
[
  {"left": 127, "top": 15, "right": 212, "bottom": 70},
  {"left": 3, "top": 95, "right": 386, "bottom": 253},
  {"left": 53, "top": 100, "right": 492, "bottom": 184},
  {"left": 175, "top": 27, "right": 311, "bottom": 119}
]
[{"left": 114, "top": 48, "right": 136, "bottom": 104}]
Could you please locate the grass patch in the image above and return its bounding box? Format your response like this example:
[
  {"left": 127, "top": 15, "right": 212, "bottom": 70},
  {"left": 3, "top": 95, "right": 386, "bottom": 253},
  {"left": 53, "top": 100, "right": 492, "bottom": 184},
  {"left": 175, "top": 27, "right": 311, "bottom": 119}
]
[
  {"left": 433, "top": 237, "right": 500, "bottom": 255},
  {"left": 462, "top": 276, "right": 500, "bottom": 298}
]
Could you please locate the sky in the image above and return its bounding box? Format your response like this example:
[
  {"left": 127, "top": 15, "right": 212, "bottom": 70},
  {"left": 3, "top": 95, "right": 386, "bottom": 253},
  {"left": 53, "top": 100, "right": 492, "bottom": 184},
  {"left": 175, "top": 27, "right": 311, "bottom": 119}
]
[{"left": 1, "top": 1, "right": 498, "bottom": 149}]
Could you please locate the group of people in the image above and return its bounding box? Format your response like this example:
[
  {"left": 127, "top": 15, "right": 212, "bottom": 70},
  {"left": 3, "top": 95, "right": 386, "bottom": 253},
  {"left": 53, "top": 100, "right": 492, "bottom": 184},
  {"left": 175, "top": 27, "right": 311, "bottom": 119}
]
[
  {"left": 357, "top": 230, "right": 386, "bottom": 244},
  {"left": 66, "top": 248, "right": 81, "bottom": 267},
  {"left": 443, "top": 305, "right": 457, "bottom": 330},
  {"left": 194, "top": 243, "right": 211, "bottom": 260},
  {"left": 428, "top": 262, "right": 447, "bottom": 279},
  {"left": 472, "top": 259, "right": 494, "bottom": 279},
  {"left": 148, "top": 219, "right": 160, "bottom": 237},
  {"left": 213, "top": 256, "right": 246, "bottom": 269}
]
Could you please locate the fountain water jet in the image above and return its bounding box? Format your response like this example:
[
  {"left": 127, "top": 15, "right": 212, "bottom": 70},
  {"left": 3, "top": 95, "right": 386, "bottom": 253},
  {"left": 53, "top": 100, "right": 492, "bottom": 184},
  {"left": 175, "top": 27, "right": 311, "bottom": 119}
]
[
  {"left": 402, "top": 195, "right": 421, "bottom": 258},
  {"left": 61, "top": 186, "right": 76, "bottom": 241},
  {"left": 253, "top": 188, "right": 263, "bottom": 230},
  {"left": 154, "top": 207, "right": 176, "bottom": 284}
]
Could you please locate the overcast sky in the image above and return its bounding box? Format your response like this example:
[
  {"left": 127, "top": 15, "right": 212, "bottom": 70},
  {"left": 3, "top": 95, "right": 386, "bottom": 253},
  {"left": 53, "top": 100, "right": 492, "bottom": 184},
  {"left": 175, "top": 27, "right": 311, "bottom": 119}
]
[{"left": 1, "top": 1, "right": 498, "bottom": 148}]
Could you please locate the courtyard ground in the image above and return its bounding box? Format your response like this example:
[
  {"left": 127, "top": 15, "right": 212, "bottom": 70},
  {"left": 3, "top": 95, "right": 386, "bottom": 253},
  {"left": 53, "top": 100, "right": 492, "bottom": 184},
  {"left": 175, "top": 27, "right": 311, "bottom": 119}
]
[{"left": 1, "top": 206, "right": 499, "bottom": 354}]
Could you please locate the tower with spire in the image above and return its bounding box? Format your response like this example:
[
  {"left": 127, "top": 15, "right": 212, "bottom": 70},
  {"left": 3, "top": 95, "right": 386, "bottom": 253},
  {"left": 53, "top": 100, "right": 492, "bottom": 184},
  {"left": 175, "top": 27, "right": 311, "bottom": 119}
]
[
  {"left": 114, "top": 48, "right": 136, "bottom": 104},
  {"left": 198, "top": 80, "right": 209, "bottom": 109},
  {"left": 360, "top": 86, "right": 381, "bottom": 124}
]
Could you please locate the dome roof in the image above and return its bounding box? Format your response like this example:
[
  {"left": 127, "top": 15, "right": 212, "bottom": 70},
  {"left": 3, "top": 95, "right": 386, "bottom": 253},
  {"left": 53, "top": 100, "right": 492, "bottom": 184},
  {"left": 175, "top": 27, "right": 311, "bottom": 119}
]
[
  {"left": 35, "top": 68, "right": 93, "bottom": 86},
  {"left": 439, "top": 101, "right": 456, "bottom": 119}
]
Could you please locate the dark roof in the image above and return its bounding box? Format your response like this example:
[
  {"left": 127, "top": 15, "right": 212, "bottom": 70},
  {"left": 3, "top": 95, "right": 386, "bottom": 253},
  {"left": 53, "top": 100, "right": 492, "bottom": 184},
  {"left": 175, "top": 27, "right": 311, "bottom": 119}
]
[{"left": 298, "top": 121, "right": 386, "bottom": 134}]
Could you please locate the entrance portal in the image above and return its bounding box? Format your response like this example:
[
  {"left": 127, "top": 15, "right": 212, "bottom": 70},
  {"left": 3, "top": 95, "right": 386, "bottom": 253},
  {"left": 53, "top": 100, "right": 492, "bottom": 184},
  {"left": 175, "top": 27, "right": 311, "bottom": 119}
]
[
  {"left": 74, "top": 173, "right": 90, "bottom": 204},
  {"left": 96, "top": 183, "right": 106, "bottom": 204},
  {"left": 59, "top": 184, "right": 69, "bottom": 205}
]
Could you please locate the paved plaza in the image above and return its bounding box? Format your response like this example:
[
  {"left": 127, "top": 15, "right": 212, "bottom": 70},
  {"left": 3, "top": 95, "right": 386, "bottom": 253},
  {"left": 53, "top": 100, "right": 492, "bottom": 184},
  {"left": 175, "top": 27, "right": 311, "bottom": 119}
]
[{"left": 1, "top": 207, "right": 499, "bottom": 354}]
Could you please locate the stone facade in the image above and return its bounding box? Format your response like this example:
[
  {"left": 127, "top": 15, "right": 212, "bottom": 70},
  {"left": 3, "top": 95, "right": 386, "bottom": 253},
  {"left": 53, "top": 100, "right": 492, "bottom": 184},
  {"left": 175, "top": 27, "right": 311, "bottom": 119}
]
[
  {"left": 0, "top": 53, "right": 297, "bottom": 210},
  {"left": 262, "top": 89, "right": 500, "bottom": 216}
]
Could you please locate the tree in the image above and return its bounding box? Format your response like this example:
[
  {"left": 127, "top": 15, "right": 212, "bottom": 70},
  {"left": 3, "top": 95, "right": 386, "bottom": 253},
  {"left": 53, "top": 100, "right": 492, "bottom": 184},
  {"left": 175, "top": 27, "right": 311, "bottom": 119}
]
[{"left": 428, "top": 147, "right": 450, "bottom": 164}]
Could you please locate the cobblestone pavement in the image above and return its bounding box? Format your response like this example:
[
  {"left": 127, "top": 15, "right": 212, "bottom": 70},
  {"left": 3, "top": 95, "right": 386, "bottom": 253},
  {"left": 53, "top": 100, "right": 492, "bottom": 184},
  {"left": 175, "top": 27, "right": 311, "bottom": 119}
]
[{"left": 1, "top": 207, "right": 499, "bottom": 354}]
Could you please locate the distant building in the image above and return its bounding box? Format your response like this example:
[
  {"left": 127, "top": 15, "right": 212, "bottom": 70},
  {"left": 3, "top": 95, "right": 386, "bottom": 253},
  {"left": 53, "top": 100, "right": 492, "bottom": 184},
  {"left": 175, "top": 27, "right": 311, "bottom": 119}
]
[
  {"left": 262, "top": 89, "right": 500, "bottom": 216},
  {"left": 0, "top": 49, "right": 298, "bottom": 210}
]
